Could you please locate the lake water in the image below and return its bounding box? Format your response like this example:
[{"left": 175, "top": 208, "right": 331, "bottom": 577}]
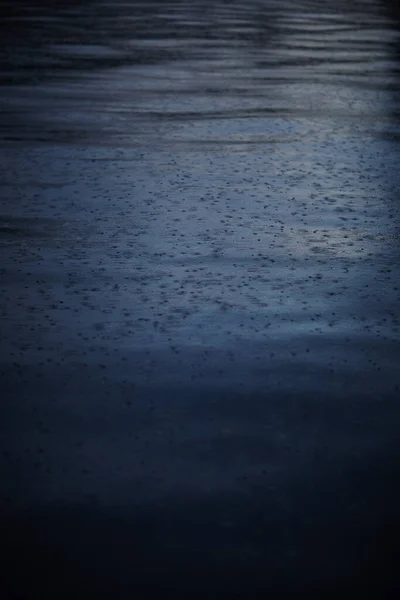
[{"left": 1, "top": 1, "right": 400, "bottom": 597}]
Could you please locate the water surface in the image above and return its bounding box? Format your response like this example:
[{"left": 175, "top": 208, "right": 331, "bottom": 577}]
[{"left": 1, "top": 1, "right": 400, "bottom": 597}]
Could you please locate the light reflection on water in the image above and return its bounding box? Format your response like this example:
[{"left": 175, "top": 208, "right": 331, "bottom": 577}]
[{"left": 0, "top": 0, "right": 400, "bottom": 363}]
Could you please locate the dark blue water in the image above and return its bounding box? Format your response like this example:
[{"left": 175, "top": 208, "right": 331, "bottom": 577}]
[{"left": 1, "top": 1, "right": 400, "bottom": 598}]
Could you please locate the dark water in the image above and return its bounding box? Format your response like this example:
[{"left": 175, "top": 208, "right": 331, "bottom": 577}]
[{"left": 1, "top": 1, "right": 400, "bottom": 598}]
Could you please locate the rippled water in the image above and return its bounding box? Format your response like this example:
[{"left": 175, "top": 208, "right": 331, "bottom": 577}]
[
  {"left": 1, "top": 0, "right": 400, "bottom": 142},
  {"left": 1, "top": 1, "right": 400, "bottom": 597}
]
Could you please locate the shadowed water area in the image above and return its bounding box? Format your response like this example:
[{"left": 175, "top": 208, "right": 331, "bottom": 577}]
[{"left": 1, "top": 0, "right": 400, "bottom": 597}]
